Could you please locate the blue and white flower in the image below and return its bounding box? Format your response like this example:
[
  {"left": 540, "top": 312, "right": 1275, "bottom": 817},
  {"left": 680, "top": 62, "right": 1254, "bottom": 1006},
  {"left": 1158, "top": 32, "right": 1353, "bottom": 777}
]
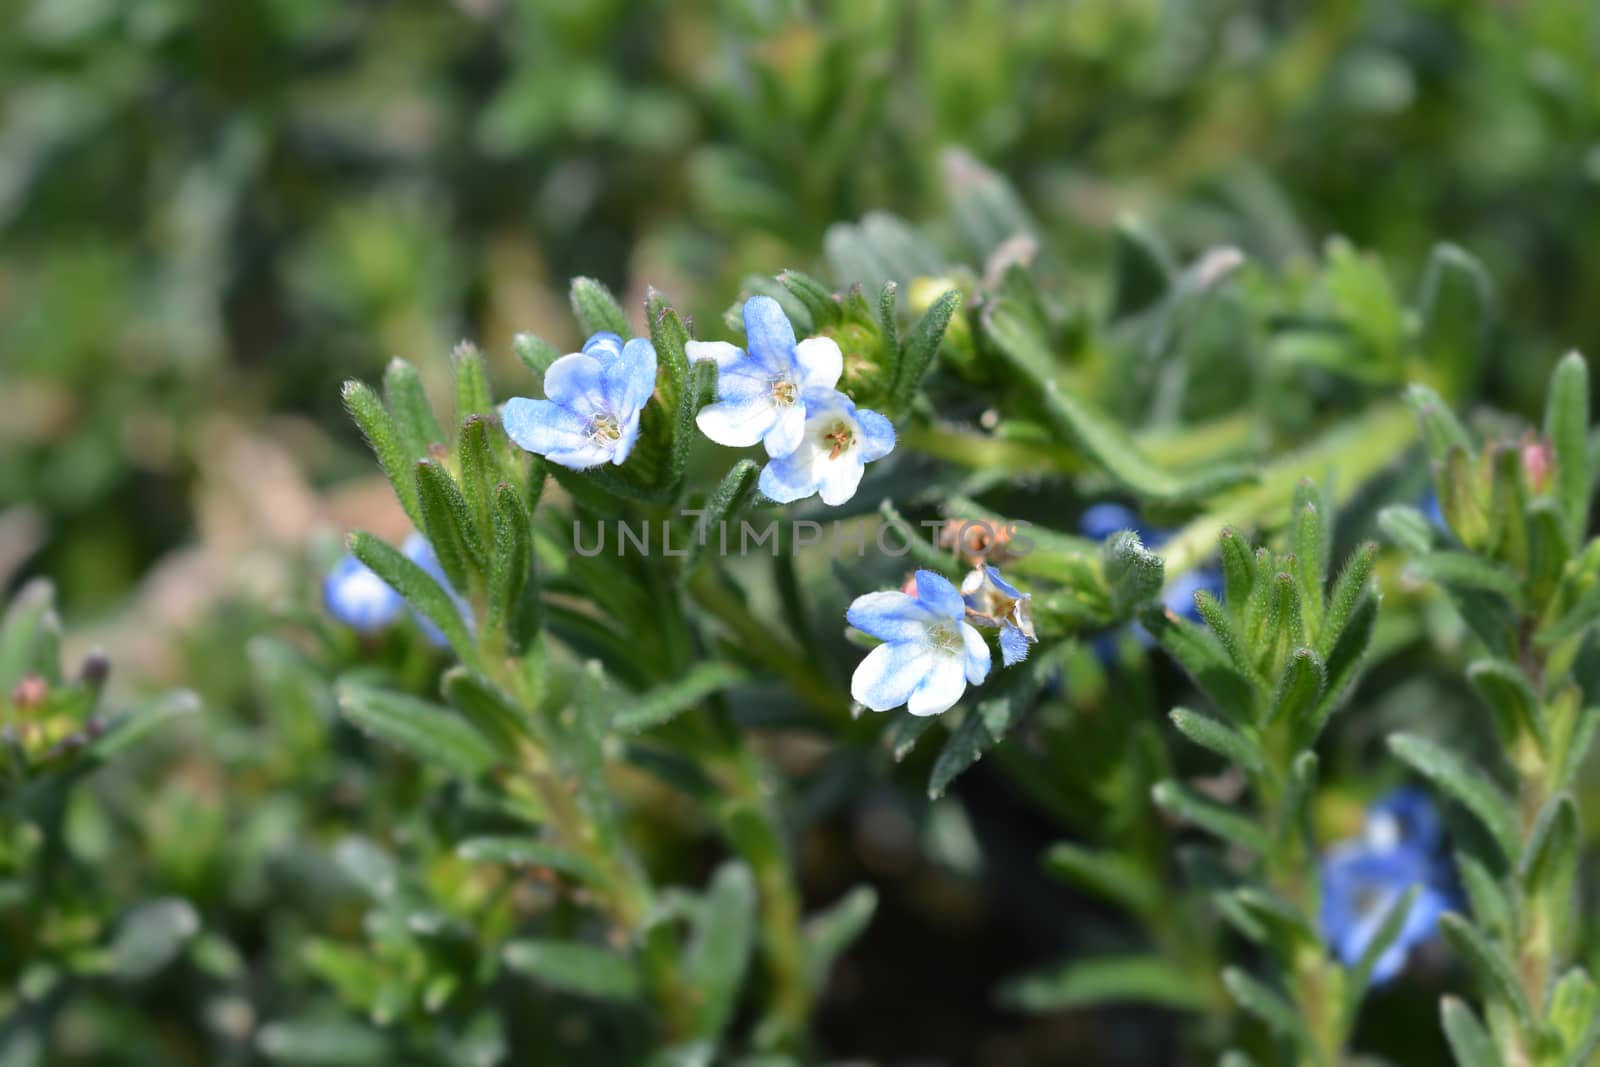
[
  {"left": 324, "top": 553, "right": 404, "bottom": 632},
  {"left": 960, "top": 565, "right": 1036, "bottom": 667},
  {"left": 503, "top": 331, "right": 657, "bottom": 471},
  {"left": 848, "top": 570, "right": 992, "bottom": 717},
  {"left": 1318, "top": 788, "right": 1454, "bottom": 984},
  {"left": 689, "top": 296, "right": 844, "bottom": 458},
  {"left": 756, "top": 388, "right": 895, "bottom": 505}
]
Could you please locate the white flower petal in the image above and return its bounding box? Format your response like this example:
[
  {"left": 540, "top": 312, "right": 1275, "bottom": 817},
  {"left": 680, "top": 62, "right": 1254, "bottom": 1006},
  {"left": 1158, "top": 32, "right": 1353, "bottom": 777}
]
[
  {"left": 795, "top": 336, "right": 843, "bottom": 391},
  {"left": 846, "top": 591, "right": 939, "bottom": 642},
  {"left": 696, "top": 396, "right": 777, "bottom": 448},
  {"left": 961, "top": 621, "right": 993, "bottom": 684},
  {"left": 906, "top": 653, "right": 967, "bottom": 717},
  {"left": 816, "top": 453, "right": 865, "bottom": 505},
  {"left": 685, "top": 340, "right": 746, "bottom": 369},
  {"left": 851, "top": 641, "right": 934, "bottom": 712},
  {"left": 763, "top": 403, "right": 807, "bottom": 457}
]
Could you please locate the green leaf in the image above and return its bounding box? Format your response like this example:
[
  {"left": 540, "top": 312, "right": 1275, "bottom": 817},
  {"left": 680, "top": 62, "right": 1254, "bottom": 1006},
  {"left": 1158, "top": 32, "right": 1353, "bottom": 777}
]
[
  {"left": 1455, "top": 851, "right": 1512, "bottom": 944},
  {"left": 691, "top": 459, "right": 760, "bottom": 569},
  {"left": 1416, "top": 243, "right": 1493, "bottom": 395},
  {"left": 876, "top": 281, "right": 901, "bottom": 361},
  {"left": 1546, "top": 351, "right": 1592, "bottom": 545},
  {"left": 90, "top": 690, "right": 201, "bottom": 760},
  {"left": 1291, "top": 481, "right": 1329, "bottom": 635},
  {"left": 1408, "top": 383, "right": 1476, "bottom": 463},
  {"left": 383, "top": 358, "right": 444, "bottom": 460},
  {"left": 452, "top": 341, "right": 494, "bottom": 423},
  {"left": 569, "top": 276, "right": 630, "bottom": 338},
  {"left": 502, "top": 939, "right": 641, "bottom": 1000},
  {"left": 1141, "top": 610, "right": 1257, "bottom": 722},
  {"left": 111, "top": 898, "right": 200, "bottom": 981},
  {"left": 337, "top": 681, "right": 498, "bottom": 778},
  {"left": 457, "top": 415, "right": 498, "bottom": 543},
  {"left": 1041, "top": 843, "right": 1159, "bottom": 916},
  {"left": 803, "top": 886, "right": 877, "bottom": 989},
  {"left": 1109, "top": 215, "right": 1174, "bottom": 319},
  {"left": 776, "top": 270, "right": 840, "bottom": 328},
  {"left": 1378, "top": 505, "right": 1435, "bottom": 557},
  {"left": 1548, "top": 968, "right": 1598, "bottom": 1060},
  {"left": 413, "top": 459, "right": 483, "bottom": 591},
  {"left": 1439, "top": 995, "right": 1500, "bottom": 1067},
  {"left": 614, "top": 662, "right": 748, "bottom": 733},
  {"left": 1221, "top": 968, "right": 1307, "bottom": 1042},
  {"left": 1342, "top": 885, "right": 1420, "bottom": 1020},
  {"left": 1169, "top": 707, "right": 1263, "bottom": 775},
  {"left": 512, "top": 332, "right": 562, "bottom": 377},
  {"left": 256, "top": 1018, "right": 389, "bottom": 1065},
  {"left": 441, "top": 667, "right": 531, "bottom": 757},
  {"left": 1317, "top": 542, "right": 1378, "bottom": 659},
  {"left": 665, "top": 360, "right": 717, "bottom": 494},
  {"left": 889, "top": 288, "right": 961, "bottom": 415},
  {"left": 1105, "top": 531, "right": 1166, "bottom": 619},
  {"left": 1519, "top": 793, "right": 1579, "bottom": 959},
  {"left": 1467, "top": 658, "right": 1547, "bottom": 750},
  {"left": 684, "top": 862, "right": 757, "bottom": 1038},
  {"left": 1272, "top": 648, "right": 1328, "bottom": 748},
  {"left": 1438, "top": 913, "right": 1535, "bottom": 1033},
  {"left": 1218, "top": 527, "right": 1258, "bottom": 611},
  {"left": 349, "top": 532, "right": 475, "bottom": 658},
  {"left": 1412, "top": 550, "right": 1524, "bottom": 600},
  {"left": 1387, "top": 733, "right": 1519, "bottom": 858},
  {"left": 1194, "top": 591, "right": 1267, "bottom": 691},
  {"left": 456, "top": 837, "right": 598, "bottom": 883},
  {"left": 342, "top": 380, "right": 420, "bottom": 527},
  {"left": 647, "top": 288, "right": 692, "bottom": 418},
  {"left": 1151, "top": 781, "right": 1267, "bottom": 854},
  {"left": 999, "top": 955, "right": 1207, "bottom": 1013},
  {"left": 985, "top": 303, "right": 1252, "bottom": 501},
  {"left": 488, "top": 482, "right": 536, "bottom": 646}
]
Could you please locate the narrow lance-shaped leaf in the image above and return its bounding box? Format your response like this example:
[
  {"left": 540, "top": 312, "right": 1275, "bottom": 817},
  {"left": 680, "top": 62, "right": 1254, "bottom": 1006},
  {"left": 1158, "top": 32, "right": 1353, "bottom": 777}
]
[
  {"left": 415, "top": 459, "right": 484, "bottom": 590},
  {"left": 1169, "top": 707, "right": 1264, "bottom": 776},
  {"left": 776, "top": 269, "right": 840, "bottom": 329},
  {"left": 349, "top": 532, "right": 475, "bottom": 660},
  {"left": 1291, "top": 481, "right": 1329, "bottom": 635},
  {"left": 512, "top": 332, "right": 561, "bottom": 377},
  {"left": 441, "top": 667, "right": 532, "bottom": 757},
  {"left": 1545, "top": 351, "right": 1591, "bottom": 545},
  {"left": 1387, "top": 733, "right": 1519, "bottom": 859},
  {"left": 1438, "top": 996, "right": 1500, "bottom": 1067},
  {"left": 1466, "top": 658, "right": 1546, "bottom": 750},
  {"left": 488, "top": 481, "right": 536, "bottom": 645},
  {"left": 337, "top": 681, "right": 498, "bottom": 778},
  {"left": 384, "top": 358, "right": 444, "bottom": 460},
  {"left": 342, "top": 380, "right": 421, "bottom": 527},
  {"left": 647, "top": 288, "right": 692, "bottom": 418},
  {"left": 1151, "top": 781, "right": 1268, "bottom": 854},
  {"left": 1437, "top": 914, "right": 1536, "bottom": 1033},
  {"left": 683, "top": 862, "right": 757, "bottom": 1038},
  {"left": 803, "top": 886, "right": 877, "bottom": 989},
  {"left": 570, "top": 276, "right": 631, "bottom": 338},
  {"left": 502, "top": 939, "right": 641, "bottom": 1000},
  {"left": 452, "top": 341, "right": 494, "bottom": 424},
  {"left": 688, "top": 460, "right": 759, "bottom": 571},
  {"left": 614, "top": 662, "right": 748, "bottom": 734},
  {"left": 889, "top": 288, "right": 961, "bottom": 415}
]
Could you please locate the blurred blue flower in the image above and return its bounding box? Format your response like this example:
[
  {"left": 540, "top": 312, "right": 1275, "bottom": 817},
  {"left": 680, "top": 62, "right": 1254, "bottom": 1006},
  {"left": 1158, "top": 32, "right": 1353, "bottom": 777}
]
[
  {"left": 323, "top": 553, "right": 404, "bottom": 632},
  {"left": 503, "top": 331, "right": 657, "bottom": 470},
  {"left": 1079, "top": 502, "right": 1167, "bottom": 545},
  {"left": 322, "top": 533, "right": 472, "bottom": 648},
  {"left": 1318, "top": 788, "right": 1454, "bottom": 984},
  {"left": 402, "top": 532, "right": 474, "bottom": 648},
  {"left": 756, "top": 388, "right": 895, "bottom": 505},
  {"left": 848, "top": 570, "right": 991, "bottom": 717},
  {"left": 689, "top": 296, "right": 844, "bottom": 458},
  {"left": 960, "top": 565, "right": 1036, "bottom": 667},
  {"left": 1420, "top": 486, "right": 1447, "bottom": 531}
]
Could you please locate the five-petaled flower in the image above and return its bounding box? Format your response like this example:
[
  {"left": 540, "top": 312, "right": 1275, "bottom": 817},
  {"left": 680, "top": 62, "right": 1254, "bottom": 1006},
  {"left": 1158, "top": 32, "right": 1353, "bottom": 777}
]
[
  {"left": 960, "top": 565, "right": 1036, "bottom": 666},
  {"left": 1318, "top": 787, "right": 1454, "bottom": 985},
  {"left": 689, "top": 296, "right": 845, "bottom": 459},
  {"left": 503, "top": 331, "right": 657, "bottom": 471},
  {"left": 848, "top": 570, "right": 991, "bottom": 717},
  {"left": 756, "top": 388, "right": 896, "bottom": 505}
]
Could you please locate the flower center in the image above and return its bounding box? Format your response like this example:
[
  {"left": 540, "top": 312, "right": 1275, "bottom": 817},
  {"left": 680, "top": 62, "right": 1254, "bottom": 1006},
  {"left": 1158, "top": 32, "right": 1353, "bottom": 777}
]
[
  {"left": 823, "top": 419, "right": 854, "bottom": 460},
  {"left": 588, "top": 413, "right": 622, "bottom": 445},
  {"left": 770, "top": 377, "right": 798, "bottom": 407},
  {"left": 928, "top": 620, "right": 962, "bottom": 655}
]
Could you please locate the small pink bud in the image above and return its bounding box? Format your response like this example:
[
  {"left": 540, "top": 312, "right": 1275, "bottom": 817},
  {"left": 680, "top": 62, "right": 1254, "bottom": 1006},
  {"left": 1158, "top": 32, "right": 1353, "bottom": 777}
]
[{"left": 1522, "top": 438, "right": 1554, "bottom": 494}]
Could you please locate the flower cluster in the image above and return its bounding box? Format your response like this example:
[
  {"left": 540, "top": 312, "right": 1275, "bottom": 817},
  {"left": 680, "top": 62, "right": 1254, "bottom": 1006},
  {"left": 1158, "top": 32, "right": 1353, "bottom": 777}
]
[
  {"left": 690, "top": 296, "right": 895, "bottom": 505},
  {"left": 1318, "top": 788, "right": 1455, "bottom": 984},
  {"left": 499, "top": 296, "right": 894, "bottom": 507},
  {"left": 324, "top": 533, "right": 471, "bottom": 645},
  {"left": 1080, "top": 502, "right": 1223, "bottom": 656},
  {"left": 847, "top": 564, "right": 1036, "bottom": 717}
]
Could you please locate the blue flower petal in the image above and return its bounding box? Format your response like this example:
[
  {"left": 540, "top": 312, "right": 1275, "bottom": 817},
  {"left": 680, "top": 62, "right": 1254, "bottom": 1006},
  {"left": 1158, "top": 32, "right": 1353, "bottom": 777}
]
[
  {"left": 999, "top": 624, "right": 1031, "bottom": 667},
  {"left": 851, "top": 640, "right": 934, "bottom": 712},
  {"left": 324, "top": 554, "right": 403, "bottom": 631},
  {"left": 612, "top": 409, "right": 642, "bottom": 465},
  {"left": 855, "top": 408, "right": 896, "bottom": 463},
  {"left": 984, "top": 565, "right": 1025, "bottom": 601},
  {"left": 742, "top": 296, "right": 798, "bottom": 373},
  {"left": 542, "top": 352, "right": 609, "bottom": 414},
  {"left": 962, "top": 622, "right": 993, "bottom": 683},
  {"left": 1164, "top": 567, "right": 1224, "bottom": 621},
  {"left": 758, "top": 448, "right": 819, "bottom": 503},
  {"left": 716, "top": 358, "right": 772, "bottom": 406},
  {"left": 1079, "top": 502, "right": 1143, "bottom": 541},
  {"left": 601, "top": 337, "right": 657, "bottom": 416},
  {"left": 503, "top": 397, "right": 613, "bottom": 470},
  {"left": 847, "top": 591, "right": 939, "bottom": 642},
  {"left": 582, "top": 331, "right": 625, "bottom": 361},
  {"left": 914, "top": 570, "right": 965, "bottom": 619}
]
